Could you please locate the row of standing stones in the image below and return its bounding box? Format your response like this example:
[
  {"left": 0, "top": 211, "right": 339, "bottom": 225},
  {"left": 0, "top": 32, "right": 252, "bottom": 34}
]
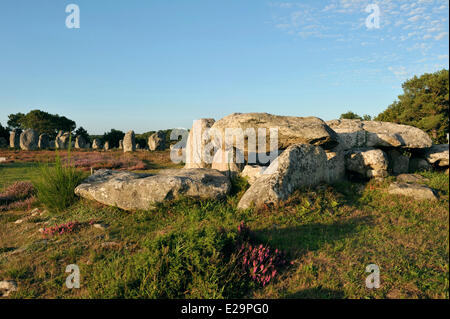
[
  {"left": 2, "top": 129, "right": 167, "bottom": 152},
  {"left": 73, "top": 113, "right": 449, "bottom": 212}
]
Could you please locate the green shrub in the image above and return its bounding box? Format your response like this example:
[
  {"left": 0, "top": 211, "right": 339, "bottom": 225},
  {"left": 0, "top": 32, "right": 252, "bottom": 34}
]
[{"left": 33, "top": 148, "right": 86, "bottom": 213}]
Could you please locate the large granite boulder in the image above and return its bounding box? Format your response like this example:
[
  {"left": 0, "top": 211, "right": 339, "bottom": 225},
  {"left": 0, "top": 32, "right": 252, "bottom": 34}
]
[
  {"left": 345, "top": 148, "right": 388, "bottom": 178},
  {"left": 388, "top": 182, "right": 437, "bottom": 201},
  {"left": 38, "top": 134, "right": 50, "bottom": 149},
  {"left": 387, "top": 150, "right": 409, "bottom": 175},
  {"left": 55, "top": 131, "right": 70, "bottom": 149},
  {"left": 237, "top": 144, "right": 335, "bottom": 210},
  {"left": 9, "top": 129, "right": 21, "bottom": 148},
  {"left": 75, "top": 168, "right": 231, "bottom": 211},
  {"left": 210, "top": 113, "right": 338, "bottom": 162},
  {"left": 241, "top": 165, "right": 267, "bottom": 185},
  {"left": 123, "top": 130, "right": 136, "bottom": 152},
  {"left": 185, "top": 119, "right": 216, "bottom": 169},
  {"left": 423, "top": 144, "right": 449, "bottom": 167},
  {"left": 148, "top": 131, "right": 166, "bottom": 151},
  {"left": 211, "top": 147, "right": 245, "bottom": 177},
  {"left": 19, "top": 129, "right": 39, "bottom": 150},
  {"left": 326, "top": 119, "right": 432, "bottom": 149},
  {"left": 75, "top": 136, "right": 87, "bottom": 149},
  {"left": 92, "top": 138, "right": 102, "bottom": 150}
]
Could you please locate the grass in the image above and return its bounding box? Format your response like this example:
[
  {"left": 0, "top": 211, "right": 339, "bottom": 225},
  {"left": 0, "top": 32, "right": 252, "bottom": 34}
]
[{"left": 0, "top": 150, "right": 448, "bottom": 299}]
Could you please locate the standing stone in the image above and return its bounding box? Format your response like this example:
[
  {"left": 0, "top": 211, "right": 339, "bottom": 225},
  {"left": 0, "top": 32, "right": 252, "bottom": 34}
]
[
  {"left": 9, "top": 129, "right": 21, "bottom": 148},
  {"left": 19, "top": 129, "right": 39, "bottom": 150},
  {"left": 185, "top": 119, "right": 215, "bottom": 169},
  {"left": 237, "top": 144, "right": 333, "bottom": 210},
  {"left": 75, "top": 136, "right": 87, "bottom": 149},
  {"left": 92, "top": 138, "right": 102, "bottom": 150},
  {"left": 55, "top": 131, "right": 71, "bottom": 149},
  {"left": 387, "top": 150, "right": 409, "bottom": 175},
  {"left": 118, "top": 140, "right": 123, "bottom": 150},
  {"left": 104, "top": 141, "right": 110, "bottom": 151},
  {"left": 148, "top": 131, "right": 166, "bottom": 151},
  {"left": 123, "top": 131, "right": 136, "bottom": 152},
  {"left": 211, "top": 147, "right": 245, "bottom": 177},
  {"left": 38, "top": 134, "right": 50, "bottom": 149},
  {"left": 136, "top": 144, "right": 141, "bottom": 150},
  {"left": 345, "top": 148, "right": 388, "bottom": 179}
]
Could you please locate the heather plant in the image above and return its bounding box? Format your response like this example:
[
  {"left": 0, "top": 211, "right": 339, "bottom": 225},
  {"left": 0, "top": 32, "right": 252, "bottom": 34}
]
[
  {"left": 0, "top": 181, "right": 36, "bottom": 211},
  {"left": 41, "top": 221, "right": 81, "bottom": 237},
  {"left": 33, "top": 137, "right": 86, "bottom": 213}
]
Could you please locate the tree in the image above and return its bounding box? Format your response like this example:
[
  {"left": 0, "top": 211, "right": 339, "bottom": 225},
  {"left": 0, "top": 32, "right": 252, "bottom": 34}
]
[
  {"left": 0, "top": 122, "right": 10, "bottom": 140},
  {"left": 376, "top": 69, "right": 449, "bottom": 144},
  {"left": 7, "top": 110, "right": 76, "bottom": 138},
  {"left": 340, "top": 111, "right": 362, "bottom": 120},
  {"left": 74, "top": 127, "right": 90, "bottom": 143},
  {"left": 101, "top": 129, "right": 125, "bottom": 148}
]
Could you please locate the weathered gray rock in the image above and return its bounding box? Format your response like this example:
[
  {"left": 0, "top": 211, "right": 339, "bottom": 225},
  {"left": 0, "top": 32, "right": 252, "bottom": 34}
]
[
  {"left": 237, "top": 144, "right": 332, "bottom": 210},
  {"left": 104, "top": 141, "right": 110, "bottom": 151},
  {"left": 38, "top": 134, "right": 49, "bottom": 149},
  {"left": 211, "top": 113, "right": 338, "bottom": 160},
  {"left": 123, "top": 130, "right": 136, "bottom": 152},
  {"left": 345, "top": 148, "right": 388, "bottom": 179},
  {"left": 92, "top": 138, "right": 102, "bottom": 150},
  {"left": 387, "top": 150, "right": 409, "bottom": 175},
  {"left": 0, "top": 280, "right": 17, "bottom": 297},
  {"left": 9, "top": 129, "right": 21, "bottom": 148},
  {"left": 185, "top": 119, "right": 216, "bottom": 169},
  {"left": 388, "top": 182, "right": 437, "bottom": 201},
  {"left": 75, "top": 136, "right": 87, "bottom": 149},
  {"left": 55, "top": 131, "right": 70, "bottom": 149},
  {"left": 409, "top": 157, "right": 432, "bottom": 172},
  {"left": 148, "top": 131, "right": 166, "bottom": 151},
  {"left": 0, "top": 137, "right": 7, "bottom": 148},
  {"left": 75, "top": 168, "right": 231, "bottom": 211},
  {"left": 19, "top": 129, "right": 39, "bottom": 150},
  {"left": 326, "top": 119, "right": 432, "bottom": 149},
  {"left": 211, "top": 147, "right": 245, "bottom": 177},
  {"left": 241, "top": 165, "right": 267, "bottom": 185},
  {"left": 325, "top": 150, "right": 346, "bottom": 183},
  {"left": 396, "top": 174, "right": 428, "bottom": 184},
  {"left": 423, "top": 144, "right": 449, "bottom": 167}
]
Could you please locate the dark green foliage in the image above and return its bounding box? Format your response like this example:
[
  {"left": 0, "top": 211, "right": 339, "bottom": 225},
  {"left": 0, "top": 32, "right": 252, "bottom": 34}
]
[
  {"left": 340, "top": 111, "right": 362, "bottom": 120},
  {"left": 33, "top": 143, "right": 86, "bottom": 213},
  {"left": 0, "top": 122, "right": 9, "bottom": 140},
  {"left": 101, "top": 129, "right": 125, "bottom": 148},
  {"left": 7, "top": 110, "right": 76, "bottom": 138},
  {"left": 376, "top": 69, "right": 449, "bottom": 143},
  {"left": 74, "top": 127, "right": 90, "bottom": 144}
]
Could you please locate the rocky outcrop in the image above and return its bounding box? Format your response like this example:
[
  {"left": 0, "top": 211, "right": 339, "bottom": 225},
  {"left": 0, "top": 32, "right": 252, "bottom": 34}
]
[
  {"left": 326, "top": 119, "right": 432, "bottom": 149},
  {"left": 9, "top": 129, "right": 21, "bottom": 148},
  {"left": 388, "top": 182, "right": 437, "bottom": 201},
  {"left": 19, "top": 129, "right": 39, "bottom": 150},
  {"left": 185, "top": 119, "right": 216, "bottom": 169},
  {"left": 148, "top": 131, "right": 166, "bottom": 151},
  {"left": 345, "top": 148, "right": 388, "bottom": 179},
  {"left": 210, "top": 113, "right": 338, "bottom": 161},
  {"left": 75, "top": 168, "right": 231, "bottom": 211},
  {"left": 38, "top": 134, "right": 50, "bottom": 149},
  {"left": 123, "top": 130, "right": 136, "bottom": 152},
  {"left": 387, "top": 150, "right": 409, "bottom": 175},
  {"left": 423, "top": 144, "right": 449, "bottom": 167},
  {"left": 237, "top": 144, "right": 333, "bottom": 210},
  {"left": 241, "top": 165, "right": 267, "bottom": 185}
]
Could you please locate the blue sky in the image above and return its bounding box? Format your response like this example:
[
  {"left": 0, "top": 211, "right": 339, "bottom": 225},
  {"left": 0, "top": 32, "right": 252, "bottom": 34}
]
[{"left": 0, "top": 0, "right": 448, "bottom": 134}]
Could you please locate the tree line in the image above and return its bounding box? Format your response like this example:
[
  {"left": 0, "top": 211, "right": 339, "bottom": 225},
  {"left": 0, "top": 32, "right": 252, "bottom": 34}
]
[{"left": 1, "top": 69, "right": 448, "bottom": 145}]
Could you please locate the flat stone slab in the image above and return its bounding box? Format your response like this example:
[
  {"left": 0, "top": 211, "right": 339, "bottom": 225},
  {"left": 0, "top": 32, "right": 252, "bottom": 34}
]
[
  {"left": 388, "top": 182, "right": 437, "bottom": 201},
  {"left": 75, "top": 168, "right": 231, "bottom": 211}
]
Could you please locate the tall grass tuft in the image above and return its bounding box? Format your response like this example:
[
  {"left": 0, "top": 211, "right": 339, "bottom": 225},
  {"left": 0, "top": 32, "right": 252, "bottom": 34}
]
[{"left": 33, "top": 136, "right": 86, "bottom": 213}]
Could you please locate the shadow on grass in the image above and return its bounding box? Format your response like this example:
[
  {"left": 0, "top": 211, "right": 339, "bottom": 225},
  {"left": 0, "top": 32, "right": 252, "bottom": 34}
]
[
  {"left": 251, "top": 215, "right": 373, "bottom": 257},
  {"left": 285, "top": 287, "right": 345, "bottom": 299}
]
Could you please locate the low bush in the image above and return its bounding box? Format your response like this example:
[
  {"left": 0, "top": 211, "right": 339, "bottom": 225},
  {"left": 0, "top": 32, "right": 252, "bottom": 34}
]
[
  {"left": 33, "top": 153, "right": 86, "bottom": 214},
  {"left": 0, "top": 181, "right": 36, "bottom": 211}
]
